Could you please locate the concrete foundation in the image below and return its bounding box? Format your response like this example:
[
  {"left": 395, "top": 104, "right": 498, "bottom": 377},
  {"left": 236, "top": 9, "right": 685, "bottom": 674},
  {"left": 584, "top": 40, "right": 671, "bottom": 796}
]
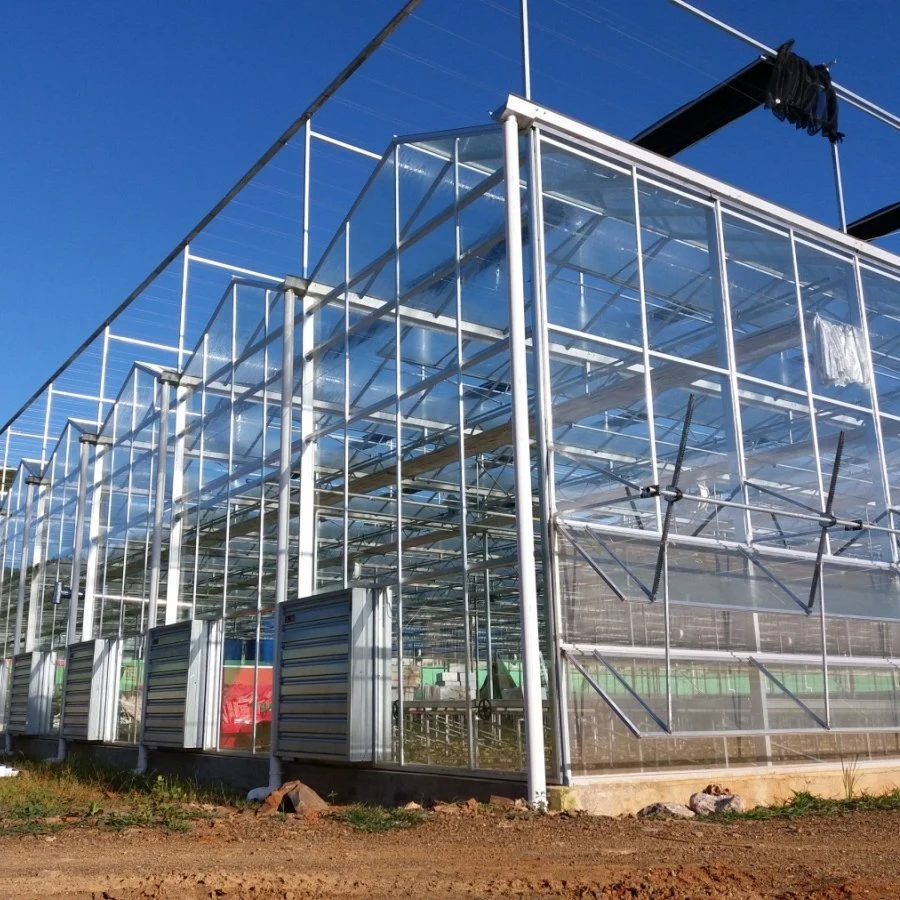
[
  {"left": 16, "top": 736, "right": 897, "bottom": 815},
  {"left": 550, "top": 759, "right": 900, "bottom": 815},
  {"left": 9, "top": 736, "right": 528, "bottom": 807}
]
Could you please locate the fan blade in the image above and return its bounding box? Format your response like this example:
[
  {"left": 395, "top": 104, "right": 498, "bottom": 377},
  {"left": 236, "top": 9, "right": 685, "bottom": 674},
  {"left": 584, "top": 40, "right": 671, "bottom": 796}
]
[
  {"left": 650, "top": 393, "right": 696, "bottom": 601},
  {"left": 668, "top": 393, "right": 696, "bottom": 492},
  {"left": 808, "top": 431, "right": 845, "bottom": 611}
]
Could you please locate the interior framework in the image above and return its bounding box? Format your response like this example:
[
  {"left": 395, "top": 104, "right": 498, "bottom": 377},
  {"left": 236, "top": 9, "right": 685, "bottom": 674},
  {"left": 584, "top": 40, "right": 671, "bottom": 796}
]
[{"left": 3, "top": 96, "right": 900, "bottom": 785}]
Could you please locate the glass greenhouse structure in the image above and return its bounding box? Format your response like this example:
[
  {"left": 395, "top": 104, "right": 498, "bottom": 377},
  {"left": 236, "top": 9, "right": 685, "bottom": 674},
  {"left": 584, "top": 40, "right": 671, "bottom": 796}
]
[{"left": 4, "top": 90, "right": 900, "bottom": 804}]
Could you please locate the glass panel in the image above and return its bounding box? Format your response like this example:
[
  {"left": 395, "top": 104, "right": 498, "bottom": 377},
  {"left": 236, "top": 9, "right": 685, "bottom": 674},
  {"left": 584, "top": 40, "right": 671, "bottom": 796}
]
[
  {"left": 542, "top": 144, "right": 641, "bottom": 347},
  {"left": 861, "top": 267, "right": 900, "bottom": 417},
  {"left": 651, "top": 360, "right": 740, "bottom": 539},
  {"left": 814, "top": 403, "right": 887, "bottom": 562},
  {"left": 757, "top": 662, "right": 826, "bottom": 731},
  {"left": 724, "top": 216, "right": 805, "bottom": 388},
  {"left": 639, "top": 184, "right": 720, "bottom": 360},
  {"left": 828, "top": 666, "right": 900, "bottom": 729},
  {"left": 739, "top": 381, "right": 821, "bottom": 551},
  {"left": 795, "top": 242, "right": 872, "bottom": 407}
]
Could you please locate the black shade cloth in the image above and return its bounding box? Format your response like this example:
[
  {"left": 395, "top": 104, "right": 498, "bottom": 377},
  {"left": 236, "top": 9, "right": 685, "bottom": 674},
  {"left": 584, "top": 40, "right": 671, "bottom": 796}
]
[{"left": 764, "top": 39, "right": 843, "bottom": 143}]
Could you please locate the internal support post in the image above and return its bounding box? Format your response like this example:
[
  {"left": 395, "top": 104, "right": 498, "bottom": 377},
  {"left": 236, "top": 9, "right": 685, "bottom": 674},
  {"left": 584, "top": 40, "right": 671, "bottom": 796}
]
[
  {"left": 65, "top": 433, "right": 99, "bottom": 646},
  {"left": 146, "top": 371, "right": 178, "bottom": 632},
  {"left": 269, "top": 278, "right": 302, "bottom": 789}
]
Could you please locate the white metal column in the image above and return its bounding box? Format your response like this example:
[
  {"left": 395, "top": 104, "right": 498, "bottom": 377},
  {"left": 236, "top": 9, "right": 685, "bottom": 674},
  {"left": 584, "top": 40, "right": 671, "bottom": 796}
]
[
  {"left": 23, "top": 477, "right": 48, "bottom": 653},
  {"left": 65, "top": 433, "right": 97, "bottom": 646},
  {"left": 81, "top": 438, "right": 109, "bottom": 641},
  {"left": 502, "top": 111, "right": 547, "bottom": 808},
  {"left": 296, "top": 288, "right": 316, "bottom": 595},
  {"left": 269, "top": 280, "right": 300, "bottom": 789},
  {"left": 146, "top": 371, "right": 178, "bottom": 632},
  {"left": 165, "top": 380, "right": 193, "bottom": 624},
  {"left": 12, "top": 477, "right": 38, "bottom": 655},
  {"left": 525, "top": 125, "right": 570, "bottom": 784}
]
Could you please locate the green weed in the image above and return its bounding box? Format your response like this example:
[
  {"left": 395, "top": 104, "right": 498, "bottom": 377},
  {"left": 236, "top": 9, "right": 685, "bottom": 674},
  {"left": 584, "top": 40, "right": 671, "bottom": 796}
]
[
  {"left": 337, "top": 804, "right": 428, "bottom": 833},
  {"left": 713, "top": 788, "right": 900, "bottom": 821},
  {"left": 0, "top": 758, "right": 216, "bottom": 835}
]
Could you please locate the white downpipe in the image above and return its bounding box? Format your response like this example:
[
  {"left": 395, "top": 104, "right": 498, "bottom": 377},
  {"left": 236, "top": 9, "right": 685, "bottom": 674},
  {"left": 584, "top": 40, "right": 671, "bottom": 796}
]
[{"left": 502, "top": 112, "right": 547, "bottom": 809}]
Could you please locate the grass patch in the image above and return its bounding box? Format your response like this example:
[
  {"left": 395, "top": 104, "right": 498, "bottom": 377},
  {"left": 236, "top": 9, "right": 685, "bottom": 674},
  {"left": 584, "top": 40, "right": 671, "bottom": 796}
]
[
  {"left": 337, "top": 804, "right": 428, "bottom": 833},
  {"left": 0, "top": 757, "right": 236, "bottom": 836},
  {"left": 715, "top": 788, "right": 900, "bottom": 821}
]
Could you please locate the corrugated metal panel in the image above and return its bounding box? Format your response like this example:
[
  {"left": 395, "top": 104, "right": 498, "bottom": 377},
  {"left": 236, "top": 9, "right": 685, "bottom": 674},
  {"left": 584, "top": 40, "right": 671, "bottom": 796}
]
[
  {"left": 61, "top": 639, "right": 121, "bottom": 742},
  {"left": 7, "top": 652, "right": 53, "bottom": 735},
  {"left": 275, "top": 588, "right": 391, "bottom": 762},
  {"left": 277, "top": 593, "right": 352, "bottom": 760},
  {"left": 143, "top": 620, "right": 201, "bottom": 749},
  {"left": 142, "top": 620, "right": 222, "bottom": 750},
  {"left": 0, "top": 659, "right": 8, "bottom": 729}
]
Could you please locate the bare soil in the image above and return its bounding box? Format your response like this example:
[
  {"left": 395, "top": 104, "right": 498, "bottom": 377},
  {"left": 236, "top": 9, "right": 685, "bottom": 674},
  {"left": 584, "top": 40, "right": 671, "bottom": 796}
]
[{"left": 0, "top": 802, "right": 899, "bottom": 899}]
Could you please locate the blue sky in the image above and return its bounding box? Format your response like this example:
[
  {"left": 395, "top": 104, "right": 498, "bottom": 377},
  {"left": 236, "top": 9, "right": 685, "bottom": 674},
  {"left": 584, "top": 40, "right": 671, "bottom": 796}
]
[{"left": 3, "top": 0, "right": 900, "bottom": 428}]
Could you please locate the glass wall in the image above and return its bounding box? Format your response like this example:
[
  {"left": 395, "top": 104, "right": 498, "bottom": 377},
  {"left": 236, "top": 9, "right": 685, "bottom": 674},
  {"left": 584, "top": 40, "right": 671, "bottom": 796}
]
[
  {"left": 535, "top": 121, "right": 900, "bottom": 776},
  {"left": 305, "top": 127, "right": 546, "bottom": 771},
  {"left": 5, "top": 98, "right": 900, "bottom": 786}
]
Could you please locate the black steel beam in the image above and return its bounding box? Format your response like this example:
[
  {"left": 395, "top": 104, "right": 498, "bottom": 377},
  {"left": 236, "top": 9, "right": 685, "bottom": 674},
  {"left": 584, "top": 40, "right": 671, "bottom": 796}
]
[{"left": 633, "top": 56, "right": 773, "bottom": 158}]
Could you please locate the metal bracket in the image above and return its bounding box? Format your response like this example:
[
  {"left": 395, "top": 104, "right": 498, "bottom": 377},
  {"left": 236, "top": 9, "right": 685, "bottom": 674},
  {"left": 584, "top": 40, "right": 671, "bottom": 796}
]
[
  {"left": 563, "top": 650, "right": 643, "bottom": 738},
  {"left": 749, "top": 657, "right": 829, "bottom": 729},
  {"left": 592, "top": 651, "right": 672, "bottom": 734}
]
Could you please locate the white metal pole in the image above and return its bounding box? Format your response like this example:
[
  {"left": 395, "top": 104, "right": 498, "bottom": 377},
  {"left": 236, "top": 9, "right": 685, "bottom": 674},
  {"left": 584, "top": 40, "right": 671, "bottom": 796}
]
[
  {"left": 302, "top": 122, "right": 312, "bottom": 279},
  {"left": 165, "top": 383, "right": 190, "bottom": 624},
  {"left": 502, "top": 111, "right": 547, "bottom": 808},
  {"left": 269, "top": 281, "right": 298, "bottom": 789},
  {"left": 65, "top": 434, "right": 95, "bottom": 646},
  {"left": 452, "top": 137, "right": 477, "bottom": 769},
  {"left": 12, "top": 478, "right": 38, "bottom": 655},
  {"left": 297, "top": 294, "right": 316, "bottom": 593},
  {"left": 831, "top": 142, "right": 848, "bottom": 233},
  {"left": 520, "top": 0, "right": 532, "bottom": 100},
  {"left": 147, "top": 372, "right": 177, "bottom": 632},
  {"left": 57, "top": 433, "right": 94, "bottom": 761},
  {"left": 81, "top": 439, "right": 107, "bottom": 641},
  {"left": 178, "top": 246, "right": 190, "bottom": 368},
  {"left": 526, "top": 125, "right": 570, "bottom": 784},
  {"left": 137, "top": 373, "right": 175, "bottom": 773}
]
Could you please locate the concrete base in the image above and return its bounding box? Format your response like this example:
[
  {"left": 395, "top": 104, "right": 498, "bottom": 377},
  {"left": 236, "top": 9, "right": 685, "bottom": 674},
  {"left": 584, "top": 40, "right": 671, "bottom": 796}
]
[
  {"left": 9, "top": 736, "right": 528, "bottom": 807},
  {"left": 549, "top": 759, "right": 900, "bottom": 815}
]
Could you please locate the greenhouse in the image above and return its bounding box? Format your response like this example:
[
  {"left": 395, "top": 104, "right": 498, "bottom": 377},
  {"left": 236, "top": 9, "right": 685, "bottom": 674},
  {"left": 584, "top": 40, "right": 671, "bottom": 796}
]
[{"left": 4, "top": 4, "right": 900, "bottom": 813}]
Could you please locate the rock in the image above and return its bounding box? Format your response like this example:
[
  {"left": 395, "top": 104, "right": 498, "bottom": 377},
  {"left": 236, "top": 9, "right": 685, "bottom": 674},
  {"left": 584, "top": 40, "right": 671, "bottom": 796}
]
[
  {"left": 637, "top": 802, "right": 695, "bottom": 819},
  {"left": 715, "top": 794, "right": 745, "bottom": 814},
  {"left": 258, "top": 780, "right": 328, "bottom": 815},
  {"left": 689, "top": 791, "right": 746, "bottom": 816},
  {"left": 282, "top": 781, "right": 329, "bottom": 813},
  {"left": 432, "top": 803, "right": 460, "bottom": 815},
  {"left": 403, "top": 801, "right": 423, "bottom": 811},
  {"left": 489, "top": 795, "right": 516, "bottom": 809},
  {"left": 688, "top": 792, "right": 719, "bottom": 817},
  {"left": 465, "top": 797, "right": 479, "bottom": 813},
  {"left": 703, "top": 783, "right": 731, "bottom": 796}
]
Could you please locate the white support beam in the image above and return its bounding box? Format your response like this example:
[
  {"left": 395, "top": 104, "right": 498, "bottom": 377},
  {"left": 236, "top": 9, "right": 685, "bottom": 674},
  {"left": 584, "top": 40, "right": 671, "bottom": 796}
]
[{"left": 502, "top": 111, "right": 547, "bottom": 809}]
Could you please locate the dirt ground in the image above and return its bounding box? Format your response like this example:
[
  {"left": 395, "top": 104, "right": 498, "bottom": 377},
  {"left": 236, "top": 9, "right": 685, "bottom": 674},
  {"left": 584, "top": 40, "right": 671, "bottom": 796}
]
[{"left": 1, "top": 802, "right": 899, "bottom": 900}]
